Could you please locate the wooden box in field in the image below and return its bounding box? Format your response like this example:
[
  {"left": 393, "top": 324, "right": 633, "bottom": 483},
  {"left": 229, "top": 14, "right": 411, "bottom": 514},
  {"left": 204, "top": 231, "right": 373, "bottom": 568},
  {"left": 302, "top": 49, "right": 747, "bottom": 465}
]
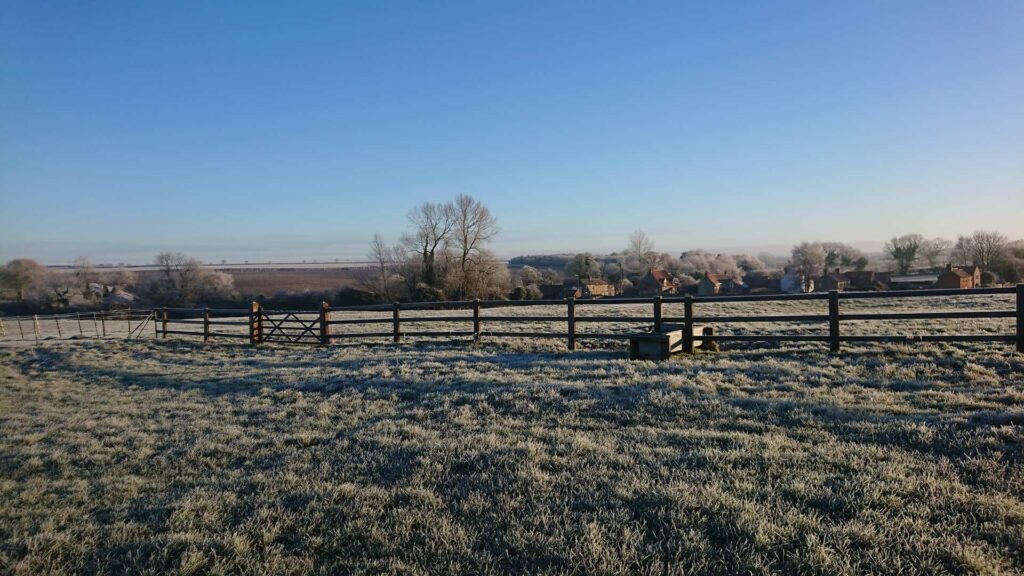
[
  {"left": 629, "top": 330, "right": 683, "bottom": 360},
  {"left": 629, "top": 324, "right": 713, "bottom": 360},
  {"left": 661, "top": 323, "right": 713, "bottom": 348}
]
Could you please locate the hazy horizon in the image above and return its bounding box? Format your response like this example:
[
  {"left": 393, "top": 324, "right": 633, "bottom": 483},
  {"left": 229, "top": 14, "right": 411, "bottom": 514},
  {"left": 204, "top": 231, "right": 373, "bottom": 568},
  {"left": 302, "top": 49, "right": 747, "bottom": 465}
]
[{"left": 2, "top": 2, "right": 1022, "bottom": 265}]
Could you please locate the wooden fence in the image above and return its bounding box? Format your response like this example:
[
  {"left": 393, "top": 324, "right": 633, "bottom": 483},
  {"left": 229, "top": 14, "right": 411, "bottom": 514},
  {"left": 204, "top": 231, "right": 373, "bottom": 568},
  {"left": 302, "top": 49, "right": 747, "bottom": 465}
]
[
  {"left": 142, "top": 285, "right": 1024, "bottom": 354},
  {"left": 0, "top": 308, "right": 155, "bottom": 344}
]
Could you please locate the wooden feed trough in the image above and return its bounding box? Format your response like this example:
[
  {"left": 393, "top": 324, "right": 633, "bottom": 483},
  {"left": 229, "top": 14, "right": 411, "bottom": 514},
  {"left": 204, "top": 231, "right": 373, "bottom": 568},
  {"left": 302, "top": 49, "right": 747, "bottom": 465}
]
[{"left": 629, "top": 324, "right": 714, "bottom": 360}]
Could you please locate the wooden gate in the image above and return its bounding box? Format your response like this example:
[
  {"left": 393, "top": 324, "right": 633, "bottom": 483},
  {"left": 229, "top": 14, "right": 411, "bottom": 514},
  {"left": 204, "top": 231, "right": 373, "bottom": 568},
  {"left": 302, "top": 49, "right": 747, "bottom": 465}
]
[{"left": 260, "top": 311, "right": 321, "bottom": 344}]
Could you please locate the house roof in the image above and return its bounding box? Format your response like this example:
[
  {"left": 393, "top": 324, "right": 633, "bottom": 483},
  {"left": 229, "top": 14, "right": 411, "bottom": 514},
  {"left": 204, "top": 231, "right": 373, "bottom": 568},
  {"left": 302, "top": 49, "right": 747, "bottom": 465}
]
[
  {"left": 648, "top": 269, "right": 673, "bottom": 282},
  {"left": 821, "top": 272, "right": 850, "bottom": 282},
  {"left": 943, "top": 267, "right": 971, "bottom": 278},
  {"left": 844, "top": 270, "right": 874, "bottom": 280},
  {"left": 962, "top": 265, "right": 981, "bottom": 275},
  {"left": 703, "top": 272, "right": 737, "bottom": 284}
]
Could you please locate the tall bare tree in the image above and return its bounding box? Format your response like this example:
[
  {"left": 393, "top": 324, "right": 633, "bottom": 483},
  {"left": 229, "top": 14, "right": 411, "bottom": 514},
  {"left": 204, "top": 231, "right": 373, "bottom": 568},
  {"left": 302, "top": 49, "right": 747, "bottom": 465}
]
[
  {"left": 451, "top": 195, "right": 499, "bottom": 298},
  {"left": 884, "top": 234, "right": 924, "bottom": 274},
  {"left": 951, "top": 236, "right": 974, "bottom": 266},
  {"left": 821, "top": 242, "right": 865, "bottom": 271},
  {"left": 406, "top": 201, "right": 455, "bottom": 288},
  {"left": 364, "top": 234, "right": 403, "bottom": 301},
  {"left": 627, "top": 229, "right": 659, "bottom": 272},
  {"left": 919, "top": 238, "right": 952, "bottom": 268},
  {"left": 967, "top": 230, "right": 1008, "bottom": 270}
]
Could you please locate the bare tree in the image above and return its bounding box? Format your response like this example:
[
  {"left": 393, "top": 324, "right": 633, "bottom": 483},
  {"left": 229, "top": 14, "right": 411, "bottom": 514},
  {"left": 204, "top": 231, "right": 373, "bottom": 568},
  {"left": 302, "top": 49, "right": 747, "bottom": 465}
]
[
  {"left": 103, "top": 268, "right": 137, "bottom": 292},
  {"left": 627, "top": 230, "right": 659, "bottom": 272},
  {"left": 968, "top": 230, "right": 1008, "bottom": 270},
  {"left": 451, "top": 195, "right": 499, "bottom": 298},
  {"left": 72, "top": 256, "right": 101, "bottom": 302},
  {"left": 918, "top": 238, "right": 952, "bottom": 268},
  {"left": 42, "top": 270, "right": 74, "bottom": 310},
  {"left": 790, "top": 242, "right": 826, "bottom": 279},
  {"left": 950, "top": 236, "right": 974, "bottom": 266},
  {"left": 406, "top": 201, "right": 455, "bottom": 288},
  {"left": 364, "top": 234, "right": 403, "bottom": 301},
  {"left": 884, "top": 234, "right": 924, "bottom": 274},
  {"left": 144, "top": 252, "right": 235, "bottom": 305},
  {"left": 821, "top": 242, "right": 865, "bottom": 271}
]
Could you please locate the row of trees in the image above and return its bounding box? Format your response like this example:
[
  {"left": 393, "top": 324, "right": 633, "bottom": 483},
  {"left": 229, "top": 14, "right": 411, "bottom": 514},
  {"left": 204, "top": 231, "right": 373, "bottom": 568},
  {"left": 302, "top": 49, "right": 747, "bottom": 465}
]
[
  {"left": 0, "top": 252, "right": 237, "bottom": 310},
  {"left": 363, "top": 195, "right": 509, "bottom": 301},
  {"left": 882, "top": 231, "right": 1023, "bottom": 280},
  {"left": 0, "top": 257, "right": 138, "bottom": 310}
]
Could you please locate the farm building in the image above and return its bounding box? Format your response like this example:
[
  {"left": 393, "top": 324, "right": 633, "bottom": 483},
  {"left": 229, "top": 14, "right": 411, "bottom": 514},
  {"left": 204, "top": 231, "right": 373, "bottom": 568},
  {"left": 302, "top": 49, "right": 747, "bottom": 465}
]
[
  {"left": 816, "top": 269, "right": 851, "bottom": 292},
  {"left": 888, "top": 273, "right": 939, "bottom": 290},
  {"left": 539, "top": 284, "right": 568, "bottom": 299},
  {"left": 637, "top": 268, "right": 677, "bottom": 296},
  {"left": 936, "top": 263, "right": 981, "bottom": 289},
  {"left": 696, "top": 272, "right": 746, "bottom": 296},
  {"left": 844, "top": 270, "right": 879, "bottom": 291},
  {"left": 743, "top": 270, "right": 782, "bottom": 291}
]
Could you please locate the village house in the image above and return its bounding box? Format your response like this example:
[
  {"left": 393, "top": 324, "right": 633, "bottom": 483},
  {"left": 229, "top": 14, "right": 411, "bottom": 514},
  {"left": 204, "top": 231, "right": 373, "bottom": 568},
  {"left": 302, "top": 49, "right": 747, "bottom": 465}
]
[
  {"left": 816, "top": 269, "right": 851, "bottom": 292},
  {"left": 742, "top": 270, "right": 782, "bottom": 292},
  {"left": 561, "top": 278, "right": 617, "bottom": 298},
  {"left": 936, "top": 263, "right": 981, "bottom": 289},
  {"left": 696, "top": 272, "right": 746, "bottom": 296},
  {"left": 637, "top": 268, "right": 677, "bottom": 296}
]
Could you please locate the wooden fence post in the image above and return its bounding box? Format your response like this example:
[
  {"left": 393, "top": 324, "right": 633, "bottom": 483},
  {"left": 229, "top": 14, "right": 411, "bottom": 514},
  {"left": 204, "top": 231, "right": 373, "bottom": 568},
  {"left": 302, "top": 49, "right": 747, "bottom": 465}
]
[
  {"left": 249, "top": 302, "right": 263, "bottom": 345},
  {"left": 162, "top": 307, "right": 169, "bottom": 338},
  {"left": 32, "top": 314, "right": 40, "bottom": 344},
  {"left": 54, "top": 316, "right": 62, "bottom": 338},
  {"left": 473, "top": 299, "right": 481, "bottom": 344},
  {"left": 0, "top": 316, "right": 4, "bottom": 337},
  {"left": 392, "top": 302, "right": 401, "bottom": 343},
  {"left": 94, "top": 312, "right": 102, "bottom": 337},
  {"left": 567, "top": 297, "right": 576, "bottom": 351},
  {"left": 153, "top": 309, "right": 160, "bottom": 338},
  {"left": 683, "top": 295, "right": 694, "bottom": 353},
  {"left": 203, "top": 307, "right": 211, "bottom": 343},
  {"left": 653, "top": 295, "right": 663, "bottom": 333},
  {"left": 320, "top": 302, "right": 331, "bottom": 346},
  {"left": 1016, "top": 283, "right": 1023, "bottom": 354},
  {"left": 76, "top": 312, "right": 83, "bottom": 335},
  {"left": 17, "top": 317, "right": 25, "bottom": 340},
  {"left": 127, "top": 307, "right": 132, "bottom": 335},
  {"left": 828, "top": 290, "right": 840, "bottom": 353}
]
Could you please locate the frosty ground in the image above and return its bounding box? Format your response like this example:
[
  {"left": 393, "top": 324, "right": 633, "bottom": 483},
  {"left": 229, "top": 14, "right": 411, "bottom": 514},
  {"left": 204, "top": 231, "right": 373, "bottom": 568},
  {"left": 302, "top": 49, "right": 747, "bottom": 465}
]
[{"left": 1, "top": 317, "right": 1023, "bottom": 574}]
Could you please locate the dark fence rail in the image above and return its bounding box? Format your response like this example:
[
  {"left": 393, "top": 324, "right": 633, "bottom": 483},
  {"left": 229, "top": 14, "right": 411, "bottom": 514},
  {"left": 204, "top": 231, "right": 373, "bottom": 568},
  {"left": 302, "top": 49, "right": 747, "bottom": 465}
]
[{"left": 4, "top": 286, "right": 1022, "bottom": 354}]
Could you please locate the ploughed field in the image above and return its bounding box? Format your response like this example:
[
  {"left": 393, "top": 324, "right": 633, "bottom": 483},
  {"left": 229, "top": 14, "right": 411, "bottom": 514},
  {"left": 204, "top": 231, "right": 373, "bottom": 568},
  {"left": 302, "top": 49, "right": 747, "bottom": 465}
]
[{"left": 1, "top": 295, "right": 1022, "bottom": 575}]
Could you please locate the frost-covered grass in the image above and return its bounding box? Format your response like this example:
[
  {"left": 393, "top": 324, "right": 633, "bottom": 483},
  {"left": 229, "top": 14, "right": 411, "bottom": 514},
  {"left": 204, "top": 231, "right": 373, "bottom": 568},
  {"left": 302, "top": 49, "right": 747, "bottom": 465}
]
[{"left": 1, "top": 312, "right": 1023, "bottom": 574}]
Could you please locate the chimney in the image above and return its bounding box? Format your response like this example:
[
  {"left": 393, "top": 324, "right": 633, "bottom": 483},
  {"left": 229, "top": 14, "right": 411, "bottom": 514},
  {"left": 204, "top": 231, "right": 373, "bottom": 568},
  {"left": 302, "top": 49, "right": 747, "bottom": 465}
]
[
  {"left": 946, "top": 263, "right": 953, "bottom": 271},
  {"left": 834, "top": 268, "right": 840, "bottom": 274}
]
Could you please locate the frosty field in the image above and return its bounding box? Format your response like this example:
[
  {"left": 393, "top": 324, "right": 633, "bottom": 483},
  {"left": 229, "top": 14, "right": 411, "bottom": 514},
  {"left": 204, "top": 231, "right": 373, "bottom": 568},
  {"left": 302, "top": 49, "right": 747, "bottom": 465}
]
[{"left": 1, "top": 296, "right": 1022, "bottom": 575}]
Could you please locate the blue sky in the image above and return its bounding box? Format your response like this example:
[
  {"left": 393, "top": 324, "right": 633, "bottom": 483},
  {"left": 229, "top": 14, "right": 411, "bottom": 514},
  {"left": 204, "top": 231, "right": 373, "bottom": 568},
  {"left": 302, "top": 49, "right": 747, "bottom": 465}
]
[{"left": 2, "top": 1, "right": 1022, "bottom": 264}]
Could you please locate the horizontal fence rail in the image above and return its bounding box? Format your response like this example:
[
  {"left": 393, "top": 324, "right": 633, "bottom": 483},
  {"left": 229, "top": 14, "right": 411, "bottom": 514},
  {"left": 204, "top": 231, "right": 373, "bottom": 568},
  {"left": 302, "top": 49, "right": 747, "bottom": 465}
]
[{"left": 3, "top": 285, "right": 1022, "bottom": 355}]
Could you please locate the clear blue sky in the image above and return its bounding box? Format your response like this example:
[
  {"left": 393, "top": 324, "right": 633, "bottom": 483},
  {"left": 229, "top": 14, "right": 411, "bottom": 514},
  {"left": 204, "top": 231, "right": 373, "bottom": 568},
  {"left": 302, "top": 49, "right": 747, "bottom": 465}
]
[{"left": 2, "top": 1, "right": 1022, "bottom": 264}]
